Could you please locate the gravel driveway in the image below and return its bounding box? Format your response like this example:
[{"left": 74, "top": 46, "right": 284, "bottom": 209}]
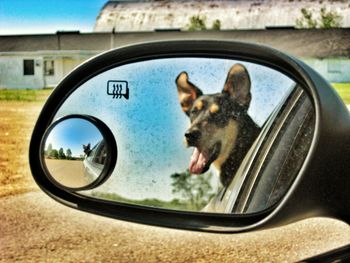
[{"left": 0, "top": 191, "right": 349, "bottom": 262}]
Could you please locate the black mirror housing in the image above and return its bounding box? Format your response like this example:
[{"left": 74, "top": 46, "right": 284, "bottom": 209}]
[{"left": 29, "top": 40, "right": 350, "bottom": 232}]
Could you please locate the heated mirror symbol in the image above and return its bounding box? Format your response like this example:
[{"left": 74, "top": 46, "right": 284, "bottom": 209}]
[{"left": 107, "top": 80, "right": 129, "bottom": 99}]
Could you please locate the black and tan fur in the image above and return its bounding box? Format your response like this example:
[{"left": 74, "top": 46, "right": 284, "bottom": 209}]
[{"left": 176, "top": 64, "right": 261, "bottom": 187}]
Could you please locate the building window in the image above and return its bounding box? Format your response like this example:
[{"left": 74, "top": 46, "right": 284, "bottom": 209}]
[
  {"left": 44, "top": 60, "right": 55, "bottom": 76},
  {"left": 23, "top": 59, "right": 34, "bottom": 75}
]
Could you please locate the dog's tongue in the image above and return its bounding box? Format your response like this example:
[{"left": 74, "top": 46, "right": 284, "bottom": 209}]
[{"left": 189, "top": 148, "right": 208, "bottom": 174}]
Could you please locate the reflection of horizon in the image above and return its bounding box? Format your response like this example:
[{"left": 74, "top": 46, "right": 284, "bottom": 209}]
[
  {"left": 45, "top": 144, "right": 85, "bottom": 158},
  {"left": 89, "top": 169, "right": 217, "bottom": 212},
  {"left": 44, "top": 118, "right": 102, "bottom": 159},
  {"left": 44, "top": 157, "right": 83, "bottom": 161}
]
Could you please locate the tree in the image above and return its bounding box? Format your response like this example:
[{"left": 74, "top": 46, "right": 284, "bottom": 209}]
[
  {"left": 296, "top": 8, "right": 317, "bottom": 29},
  {"left": 58, "top": 147, "right": 66, "bottom": 159},
  {"left": 170, "top": 170, "right": 216, "bottom": 211},
  {"left": 50, "top": 149, "right": 59, "bottom": 159},
  {"left": 46, "top": 143, "right": 53, "bottom": 157},
  {"left": 211, "top": 19, "right": 221, "bottom": 30},
  {"left": 187, "top": 15, "right": 207, "bottom": 31},
  {"left": 295, "top": 7, "right": 342, "bottom": 29},
  {"left": 66, "top": 148, "right": 72, "bottom": 160},
  {"left": 319, "top": 7, "right": 342, "bottom": 29}
]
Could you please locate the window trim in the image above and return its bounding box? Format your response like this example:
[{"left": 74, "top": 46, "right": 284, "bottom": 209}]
[
  {"left": 23, "top": 59, "right": 35, "bottom": 76},
  {"left": 44, "top": 59, "right": 55, "bottom": 76}
]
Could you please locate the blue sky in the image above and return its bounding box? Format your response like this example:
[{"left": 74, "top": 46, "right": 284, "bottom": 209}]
[{"left": 0, "top": 0, "right": 107, "bottom": 35}]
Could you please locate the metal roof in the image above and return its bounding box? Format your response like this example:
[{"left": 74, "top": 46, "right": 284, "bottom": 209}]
[
  {"left": 0, "top": 29, "right": 349, "bottom": 58},
  {"left": 95, "top": 0, "right": 350, "bottom": 32}
]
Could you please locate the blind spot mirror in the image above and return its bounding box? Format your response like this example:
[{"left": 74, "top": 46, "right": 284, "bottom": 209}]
[{"left": 40, "top": 115, "right": 117, "bottom": 191}]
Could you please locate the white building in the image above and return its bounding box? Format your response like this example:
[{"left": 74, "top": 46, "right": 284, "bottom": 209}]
[
  {"left": 0, "top": 51, "right": 98, "bottom": 89},
  {"left": 0, "top": 32, "right": 110, "bottom": 89},
  {"left": 1, "top": 0, "right": 350, "bottom": 89},
  {"left": 0, "top": 13, "right": 349, "bottom": 89}
]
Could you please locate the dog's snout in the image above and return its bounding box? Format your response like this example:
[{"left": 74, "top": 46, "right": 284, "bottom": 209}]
[{"left": 185, "top": 129, "right": 201, "bottom": 145}]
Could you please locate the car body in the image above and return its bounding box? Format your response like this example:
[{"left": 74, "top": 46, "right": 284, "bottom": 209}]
[{"left": 83, "top": 140, "right": 107, "bottom": 182}]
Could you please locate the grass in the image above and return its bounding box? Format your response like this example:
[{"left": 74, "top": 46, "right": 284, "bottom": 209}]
[
  {"left": 0, "top": 88, "right": 52, "bottom": 102},
  {"left": 0, "top": 83, "right": 349, "bottom": 104},
  {"left": 332, "top": 83, "right": 350, "bottom": 105}
]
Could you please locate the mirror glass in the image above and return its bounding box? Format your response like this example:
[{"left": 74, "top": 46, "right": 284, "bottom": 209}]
[
  {"left": 52, "top": 57, "right": 314, "bottom": 214},
  {"left": 42, "top": 117, "right": 108, "bottom": 189}
]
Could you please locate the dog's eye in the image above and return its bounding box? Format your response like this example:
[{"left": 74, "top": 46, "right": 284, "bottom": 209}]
[
  {"left": 190, "top": 108, "right": 198, "bottom": 115},
  {"left": 209, "top": 104, "right": 220, "bottom": 115}
]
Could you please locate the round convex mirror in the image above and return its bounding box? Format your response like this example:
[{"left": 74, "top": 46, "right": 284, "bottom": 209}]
[{"left": 40, "top": 115, "right": 117, "bottom": 191}]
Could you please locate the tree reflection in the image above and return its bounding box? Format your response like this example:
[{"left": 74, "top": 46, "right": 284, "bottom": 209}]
[{"left": 171, "top": 170, "right": 216, "bottom": 211}]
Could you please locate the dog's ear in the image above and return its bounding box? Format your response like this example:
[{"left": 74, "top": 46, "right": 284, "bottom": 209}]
[
  {"left": 223, "top": 64, "right": 251, "bottom": 108},
  {"left": 176, "top": 72, "right": 203, "bottom": 116}
]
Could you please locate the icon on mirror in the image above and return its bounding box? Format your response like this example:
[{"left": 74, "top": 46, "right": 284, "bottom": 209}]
[{"left": 41, "top": 115, "right": 116, "bottom": 190}]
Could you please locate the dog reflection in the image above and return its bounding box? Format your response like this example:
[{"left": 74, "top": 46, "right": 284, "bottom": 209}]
[{"left": 176, "top": 64, "right": 261, "bottom": 187}]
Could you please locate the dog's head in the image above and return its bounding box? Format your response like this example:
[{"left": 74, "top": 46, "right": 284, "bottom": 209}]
[
  {"left": 83, "top": 143, "right": 91, "bottom": 156},
  {"left": 176, "top": 64, "right": 251, "bottom": 174}
]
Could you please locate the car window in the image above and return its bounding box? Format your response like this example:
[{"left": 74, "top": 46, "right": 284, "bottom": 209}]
[
  {"left": 92, "top": 141, "right": 107, "bottom": 165},
  {"left": 235, "top": 88, "right": 315, "bottom": 213},
  {"left": 207, "top": 86, "right": 314, "bottom": 214},
  {"left": 86, "top": 143, "right": 98, "bottom": 163}
]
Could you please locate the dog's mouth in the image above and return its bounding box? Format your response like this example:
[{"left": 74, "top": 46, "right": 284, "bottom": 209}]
[{"left": 189, "top": 143, "right": 221, "bottom": 174}]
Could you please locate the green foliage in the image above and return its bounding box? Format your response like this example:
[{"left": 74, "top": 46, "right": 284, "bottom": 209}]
[
  {"left": 45, "top": 145, "right": 80, "bottom": 160},
  {"left": 58, "top": 148, "right": 66, "bottom": 159},
  {"left": 295, "top": 7, "right": 342, "bottom": 29},
  {"left": 170, "top": 170, "right": 215, "bottom": 211},
  {"left": 91, "top": 192, "right": 192, "bottom": 210},
  {"left": 296, "top": 8, "right": 317, "bottom": 28},
  {"left": 211, "top": 19, "right": 221, "bottom": 30},
  {"left": 0, "top": 89, "right": 52, "bottom": 102},
  {"left": 92, "top": 169, "right": 217, "bottom": 212},
  {"left": 186, "top": 16, "right": 222, "bottom": 31},
  {"left": 46, "top": 143, "right": 53, "bottom": 157},
  {"left": 187, "top": 15, "right": 207, "bottom": 31},
  {"left": 319, "top": 7, "right": 342, "bottom": 29},
  {"left": 66, "top": 148, "right": 72, "bottom": 160},
  {"left": 49, "top": 149, "right": 59, "bottom": 159}
]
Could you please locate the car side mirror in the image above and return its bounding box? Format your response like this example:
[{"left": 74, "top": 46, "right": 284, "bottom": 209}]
[{"left": 29, "top": 40, "right": 350, "bottom": 232}]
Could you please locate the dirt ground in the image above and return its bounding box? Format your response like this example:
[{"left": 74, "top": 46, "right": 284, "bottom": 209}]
[
  {"left": 45, "top": 159, "right": 87, "bottom": 188},
  {"left": 0, "top": 101, "right": 42, "bottom": 197},
  {"left": 1, "top": 191, "right": 349, "bottom": 263},
  {"left": 0, "top": 100, "right": 349, "bottom": 262}
]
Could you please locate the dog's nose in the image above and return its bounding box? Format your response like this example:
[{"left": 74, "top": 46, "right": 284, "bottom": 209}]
[{"left": 185, "top": 129, "right": 201, "bottom": 145}]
